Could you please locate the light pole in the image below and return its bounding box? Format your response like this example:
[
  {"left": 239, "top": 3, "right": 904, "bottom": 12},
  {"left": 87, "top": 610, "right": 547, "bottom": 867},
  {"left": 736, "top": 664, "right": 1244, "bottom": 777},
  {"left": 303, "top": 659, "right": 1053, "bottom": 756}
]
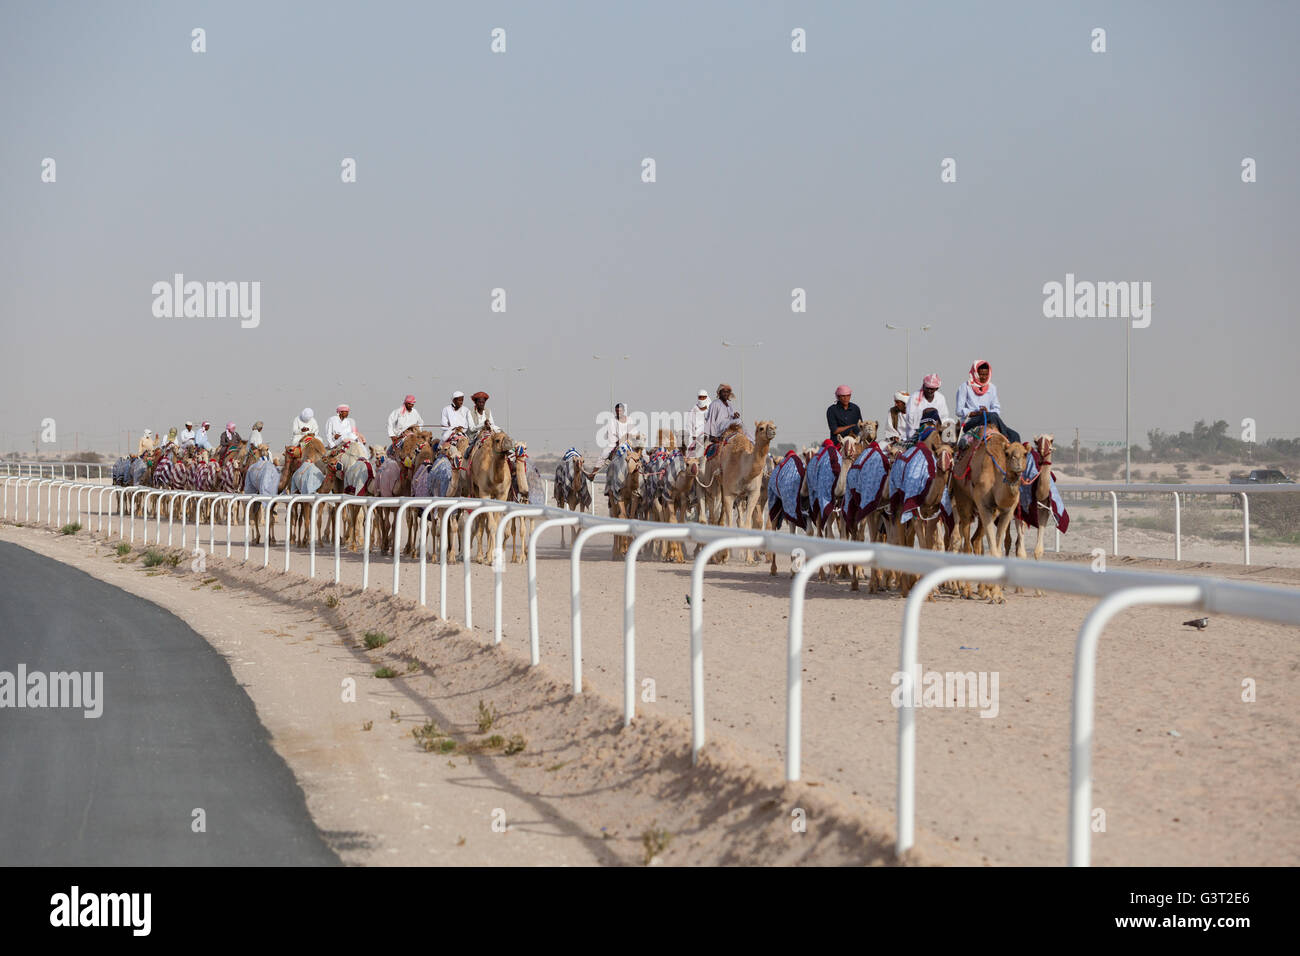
[
  {"left": 592, "top": 354, "right": 631, "bottom": 412},
  {"left": 490, "top": 366, "right": 526, "bottom": 433},
  {"left": 884, "top": 323, "right": 931, "bottom": 390},
  {"left": 721, "top": 339, "right": 762, "bottom": 415}
]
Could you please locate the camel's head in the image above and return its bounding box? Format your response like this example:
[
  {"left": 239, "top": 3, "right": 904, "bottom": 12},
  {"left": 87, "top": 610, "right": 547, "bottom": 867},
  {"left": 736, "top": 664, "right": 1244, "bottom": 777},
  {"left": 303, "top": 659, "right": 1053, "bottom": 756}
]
[
  {"left": 754, "top": 420, "right": 777, "bottom": 444},
  {"left": 1005, "top": 438, "right": 1028, "bottom": 476},
  {"left": 935, "top": 444, "right": 956, "bottom": 474},
  {"left": 491, "top": 430, "right": 514, "bottom": 457},
  {"left": 1034, "top": 433, "right": 1054, "bottom": 462},
  {"left": 940, "top": 418, "right": 959, "bottom": 446},
  {"left": 841, "top": 436, "right": 862, "bottom": 463},
  {"left": 859, "top": 420, "right": 878, "bottom": 443},
  {"left": 684, "top": 456, "right": 700, "bottom": 477}
]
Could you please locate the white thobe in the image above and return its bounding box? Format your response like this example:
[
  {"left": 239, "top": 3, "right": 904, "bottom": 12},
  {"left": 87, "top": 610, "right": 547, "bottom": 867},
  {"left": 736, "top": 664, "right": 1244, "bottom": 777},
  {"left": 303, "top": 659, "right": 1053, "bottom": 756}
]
[
  {"left": 685, "top": 404, "right": 709, "bottom": 455},
  {"left": 290, "top": 416, "right": 320, "bottom": 444},
  {"left": 903, "top": 392, "right": 951, "bottom": 441},
  {"left": 326, "top": 415, "right": 358, "bottom": 448},
  {"left": 440, "top": 403, "right": 470, "bottom": 442},
  {"left": 387, "top": 406, "right": 423, "bottom": 438}
]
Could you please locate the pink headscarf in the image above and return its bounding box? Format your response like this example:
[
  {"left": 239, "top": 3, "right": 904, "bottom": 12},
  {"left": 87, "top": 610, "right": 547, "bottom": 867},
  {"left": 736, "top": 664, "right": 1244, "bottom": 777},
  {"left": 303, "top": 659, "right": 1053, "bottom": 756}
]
[
  {"left": 967, "top": 360, "right": 991, "bottom": 397},
  {"left": 915, "top": 373, "right": 941, "bottom": 405}
]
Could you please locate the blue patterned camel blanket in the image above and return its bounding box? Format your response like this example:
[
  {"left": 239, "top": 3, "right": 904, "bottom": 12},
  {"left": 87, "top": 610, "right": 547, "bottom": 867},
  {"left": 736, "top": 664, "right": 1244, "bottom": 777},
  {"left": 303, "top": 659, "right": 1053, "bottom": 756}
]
[
  {"left": 845, "top": 443, "right": 890, "bottom": 530},
  {"left": 1016, "top": 449, "right": 1070, "bottom": 532},
  {"left": 805, "top": 440, "right": 842, "bottom": 526},
  {"left": 767, "top": 450, "right": 808, "bottom": 530}
]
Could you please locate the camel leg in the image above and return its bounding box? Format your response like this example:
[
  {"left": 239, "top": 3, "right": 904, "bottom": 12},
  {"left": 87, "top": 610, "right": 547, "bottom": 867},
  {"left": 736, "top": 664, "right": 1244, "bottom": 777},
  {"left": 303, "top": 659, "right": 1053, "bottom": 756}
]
[{"left": 974, "top": 501, "right": 1006, "bottom": 603}]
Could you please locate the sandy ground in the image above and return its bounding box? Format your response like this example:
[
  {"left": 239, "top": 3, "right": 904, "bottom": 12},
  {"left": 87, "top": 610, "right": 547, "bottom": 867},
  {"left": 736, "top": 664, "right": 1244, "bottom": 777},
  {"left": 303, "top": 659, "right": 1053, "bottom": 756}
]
[{"left": 5, "top": 502, "right": 1299, "bottom": 866}]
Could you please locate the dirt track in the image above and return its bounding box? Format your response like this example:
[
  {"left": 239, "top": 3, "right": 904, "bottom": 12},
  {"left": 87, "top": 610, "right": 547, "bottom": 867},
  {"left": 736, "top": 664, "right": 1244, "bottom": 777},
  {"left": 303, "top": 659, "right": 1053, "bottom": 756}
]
[{"left": 5, "top": 503, "right": 1298, "bottom": 866}]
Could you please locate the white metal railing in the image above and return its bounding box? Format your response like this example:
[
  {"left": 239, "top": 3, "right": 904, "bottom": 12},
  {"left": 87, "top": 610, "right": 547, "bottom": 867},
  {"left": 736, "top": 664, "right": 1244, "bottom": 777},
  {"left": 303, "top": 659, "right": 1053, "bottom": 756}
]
[
  {"left": 1054, "top": 481, "right": 1299, "bottom": 566},
  {"left": 2, "top": 460, "right": 108, "bottom": 481},
  {"left": 9, "top": 478, "right": 1300, "bottom": 867}
]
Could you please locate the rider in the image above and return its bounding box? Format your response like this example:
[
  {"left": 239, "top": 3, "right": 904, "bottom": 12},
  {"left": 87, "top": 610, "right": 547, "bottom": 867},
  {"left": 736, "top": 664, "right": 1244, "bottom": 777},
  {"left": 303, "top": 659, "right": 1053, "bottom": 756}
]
[
  {"left": 881, "top": 390, "right": 910, "bottom": 446},
  {"left": 179, "top": 421, "right": 196, "bottom": 448},
  {"left": 137, "top": 429, "right": 156, "bottom": 455},
  {"left": 955, "top": 359, "right": 1021, "bottom": 444},
  {"left": 218, "top": 421, "right": 244, "bottom": 455},
  {"left": 290, "top": 408, "right": 319, "bottom": 444},
  {"left": 249, "top": 421, "right": 264, "bottom": 446},
  {"left": 684, "top": 389, "right": 710, "bottom": 456},
  {"left": 386, "top": 394, "right": 423, "bottom": 454},
  {"left": 465, "top": 391, "right": 496, "bottom": 448},
  {"left": 194, "top": 422, "right": 213, "bottom": 451},
  {"left": 903, "top": 374, "right": 950, "bottom": 442},
  {"left": 826, "top": 385, "right": 863, "bottom": 446},
  {"left": 705, "top": 383, "right": 746, "bottom": 443},
  {"left": 326, "top": 404, "right": 359, "bottom": 448},
  {"left": 439, "top": 391, "right": 469, "bottom": 444}
]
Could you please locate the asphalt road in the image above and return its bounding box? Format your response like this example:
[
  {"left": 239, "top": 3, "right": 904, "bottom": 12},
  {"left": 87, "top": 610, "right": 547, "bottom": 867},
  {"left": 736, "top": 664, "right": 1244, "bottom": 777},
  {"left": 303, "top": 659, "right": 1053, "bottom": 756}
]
[{"left": 0, "top": 541, "right": 339, "bottom": 865}]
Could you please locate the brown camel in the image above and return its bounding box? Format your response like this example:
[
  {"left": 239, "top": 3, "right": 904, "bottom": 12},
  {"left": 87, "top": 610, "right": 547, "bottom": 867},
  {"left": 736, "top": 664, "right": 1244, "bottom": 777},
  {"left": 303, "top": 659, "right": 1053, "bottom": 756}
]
[
  {"left": 950, "top": 429, "right": 1029, "bottom": 603},
  {"left": 701, "top": 421, "right": 776, "bottom": 564},
  {"left": 468, "top": 430, "right": 517, "bottom": 564},
  {"left": 887, "top": 439, "right": 957, "bottom": 599}
]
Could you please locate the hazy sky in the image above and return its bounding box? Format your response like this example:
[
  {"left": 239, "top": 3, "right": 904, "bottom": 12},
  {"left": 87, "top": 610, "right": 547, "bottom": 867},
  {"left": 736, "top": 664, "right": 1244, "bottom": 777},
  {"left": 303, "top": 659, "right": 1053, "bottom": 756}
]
[{"left": 3, "top": 1, "right": 1297, "bottom": 456}]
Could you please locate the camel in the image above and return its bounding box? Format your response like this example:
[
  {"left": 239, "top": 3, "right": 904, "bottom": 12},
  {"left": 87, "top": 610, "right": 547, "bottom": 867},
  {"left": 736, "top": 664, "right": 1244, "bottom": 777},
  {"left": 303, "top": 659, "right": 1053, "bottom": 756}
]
[
  {"left": 950, "top": 429, "right": 1029, "bottom": 603},
  {"left": 659, "top": 453, "right": 700, "bottom": 563},
  {"left": 503, "top": 443, "right": 532, "bottom": 563},
  {"left": 887, "top": 436, "right": 957, "bottom": 599},
  {"left": 244, "top": 448, "right": 281, "bottom": 547},
  {"left": 845, "top": 437, "right": 894, "bottom": 592},
  {"left": 1010, "top": 434, "right": 1057, "bottom": 562},
  {"left": 553, "top": 450, "right": 596, "bottom": 547},
  {"left": 701, "top": 421, "right": 776, "bottom": 564},
  {"left": 766, "top": 450, "right": 810, "bottom": 576},
  {"left": 468, "top": 429, "right": 518, "bottom": 564},
  {"left": 604, "top": 443, "right": 642, "bottom": 559}
]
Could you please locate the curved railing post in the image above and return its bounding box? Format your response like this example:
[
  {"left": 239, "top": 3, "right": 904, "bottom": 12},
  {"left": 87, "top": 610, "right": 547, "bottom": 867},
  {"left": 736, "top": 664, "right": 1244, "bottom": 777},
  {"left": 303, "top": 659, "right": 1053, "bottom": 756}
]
[
  {"left": 494, "top": 507, "right": 544, "bottom": 644},
  {"left": 1239, "top": 492, "right": 1250, "bottom": 565},
  {"left": 527, "top": 516, "right": 580, "bottom": 665},
  {"left": 785, "top": 549, "right": 881, "bottom": 782},
  {"left": 894, "top": 565, "right": 1006, "bottom": 858},
  {"left": 362, "top": 498, "right": 401, "bottom": 590},
  {"left": 417, "top": 499, "right": 455, "bottom": 605},
  {"left": 462, "top": 502, "right": 508, "bottom": 629},
  {"left": 284, "top": 494, "right": 314, "bottom": 572},
  {"left": 434, "top": 500, "right": 480, "bottom": 618},
  {"left": 1108, "top": 490, "right": 1118, "bottom": 556},
  {"left": 623, "top": 527, "right": 692, "bottom": 727},
  {"left": 1069, "top": 584, "right": 1203, "bottom": 866},
  {"left": 393, "top": 498, "right": 432, "bottom": 595},
  {"left": 690, "top": 534, "right": 764, "bottom": 764},
  {"left": 309, "top": 494, "right": 341, "bottom": 579},
  {"left": 1172, "top": 491, "right": 1181, "bottom": 561},
  {"left": 569, "top": 523, "right": 632, "bottom": 694}
]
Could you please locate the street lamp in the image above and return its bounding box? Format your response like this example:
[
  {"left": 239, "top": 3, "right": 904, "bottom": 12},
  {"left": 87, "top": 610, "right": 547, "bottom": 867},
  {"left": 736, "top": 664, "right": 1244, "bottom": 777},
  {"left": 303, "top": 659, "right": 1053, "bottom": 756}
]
[
  {"left": 592, "top": 354, "right": 631, "bottom": 412},
  {"left": 1104, "top": 297, "right": 1148, "bottom": 484},
  {"left": 721, "top": 339, "right": 762, "bottom": 414},
  {"left": 884, "top": 323, "right": 931, "bottom": 390},
  {"left": 490, "top": 365, "right": 526, "bottom": 433}
]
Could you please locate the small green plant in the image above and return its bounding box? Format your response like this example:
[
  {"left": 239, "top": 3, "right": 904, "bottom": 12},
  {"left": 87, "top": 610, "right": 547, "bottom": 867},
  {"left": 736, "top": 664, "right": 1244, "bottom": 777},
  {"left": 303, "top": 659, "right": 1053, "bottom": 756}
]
[
  {"left": 476, "top": 699, "right": 500, "bottom": 733},
  {"left": 115, "top": 542, "right": 131, "bottom": 556},
  {"left": 212, "top": 584, "right": 223, "bottom": 590},
  {"left": 642, "top": 825, "right": 671, "bottom": 864},
  {"left": 363, "top": 630, "right": 390, "bottom": 649},
  {"left": 142, "top": 547, "right": 167, "bottom": 568},
  {"left": 504, "top": 734, "right": 526, "bottom": 756},
  {"left": 166, "top": 552, "right": 180, "bottom": 567},
  {"left": 440, "top": 739, "right": 457, "bottom": 753},
  {"left": 374, "top": 666, "right": 398, "bottom": 679},
  {"left": 60, "top": 522, "right": 81, "bottom": 535},
  {"left": 485, "top": 734, "right": 505, "bottom": 750},
  {"left": 545, "top": 761, "right": 569, "bottom": 772},
  {"left": 325, "top": 594, "right": 339, "bottom": 608}
]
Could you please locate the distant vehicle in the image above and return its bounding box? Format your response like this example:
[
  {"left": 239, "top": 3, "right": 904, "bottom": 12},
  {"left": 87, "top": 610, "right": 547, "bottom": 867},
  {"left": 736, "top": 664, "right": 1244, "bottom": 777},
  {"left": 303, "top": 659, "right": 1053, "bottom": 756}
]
[{"left": 1228, "top": 469, "right": 1295, "bottom": 484}]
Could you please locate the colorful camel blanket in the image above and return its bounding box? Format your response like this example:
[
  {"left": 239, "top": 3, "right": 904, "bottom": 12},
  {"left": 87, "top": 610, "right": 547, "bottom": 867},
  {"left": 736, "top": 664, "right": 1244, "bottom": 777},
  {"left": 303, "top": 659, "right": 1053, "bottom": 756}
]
[
  {"left": 411, "top": 461, "right": 435, "bottom": 498},
  {"left": 554, "top": 456, "right": 593, "bottom": 509},
  {"left": 845, "top": 443, "right": 890, "bottom": 529},
  {"left": 291, "top": 461, "right": 324, "bottom": 496},
  {"left": 428, "top": 457, "right": 455, "bottom": 498},
  {"left": 343, "top": 459, "right": 375, "bottom": 496},
  {"left": 889, "top": 444, "right": 952, "bottom": 528},
  {"left": 112, "top": 457, "right": 130, "bottom": 485},
  {"left": 805, "top": 440, "right": 842, "bottom": 526},
  {"left": 605, "top": 445, "right": 637, "bottom": 500},
  {"left": 129, "top": 458, "right": 149, "bottom": 486},
  {"left": 376, "top": 457, "right": 402, "bottom": 498},
  {"left": 767, "top": 450, "right": 807, "bottom": 531},
  {"left": 244, "top": 458, "right": 280, "bottom": 496},
  {"left": 1016, "top": 450, "right": 1069, "bottom": 532},
  {"left": 152, "top": 456, "right": 176, "bottom": 489}
]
